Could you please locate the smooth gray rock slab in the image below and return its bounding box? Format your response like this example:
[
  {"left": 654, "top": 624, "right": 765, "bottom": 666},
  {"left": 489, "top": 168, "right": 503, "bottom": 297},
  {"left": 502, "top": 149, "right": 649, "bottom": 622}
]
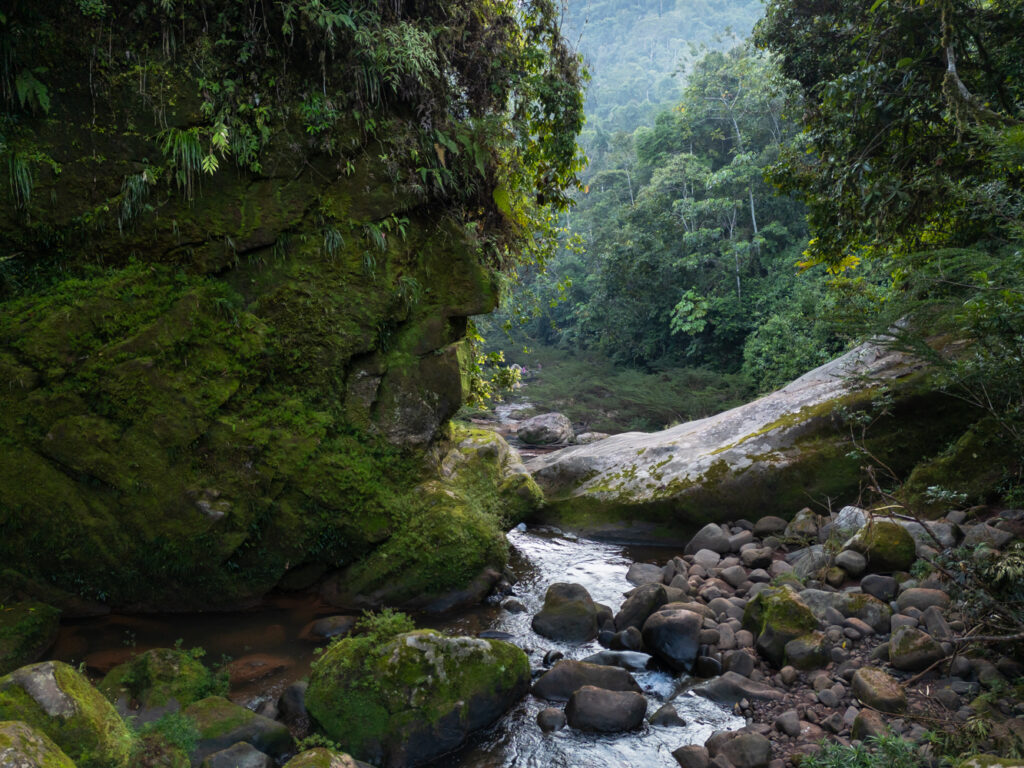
[
  {"left": 835, "top": 549, "right": 866, "bottom": 576},
  {"left": 686, "top": 524, "right": 732, "bottom": 555},
  {"left": 581, "top": 650, "right": 653, "bottom": 672},
  {"left": 626, "top": 563, "right": 666, "bottom": 586},
  {"left": 861, "top": 574, "right": 898, "bottom": 602}
]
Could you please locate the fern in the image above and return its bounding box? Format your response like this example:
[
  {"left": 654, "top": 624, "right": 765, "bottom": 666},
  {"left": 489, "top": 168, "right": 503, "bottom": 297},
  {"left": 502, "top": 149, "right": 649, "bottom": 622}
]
[
  {"left": 160, "top": 127, "right": 204, "bottom": 199},
  {"left": 7, "top": 152, "right": 32, "bottom": 209},
  {"left": 118, "top": 171, "right": 153, "bottom": 233}
]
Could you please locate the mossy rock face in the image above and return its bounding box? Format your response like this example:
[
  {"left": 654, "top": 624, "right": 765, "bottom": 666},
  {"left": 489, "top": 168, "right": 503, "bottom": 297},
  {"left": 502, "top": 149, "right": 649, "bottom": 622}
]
[
  {"left": 784, "top": 632, "right": 829, "bottom": 671},
  {"left": 0, "top": 719, "right": 77, "bottom": 768},
  {"left": 283, "top": 748, "right": 374, "bottom": 768},
  {"left": 305, "top": 629, "right": 530, "bottom": 768},
  {"left": 182, "top": 696, "right": 293, "bottom": 766},
  {"left": 742, "top": 586, "right": 819, "bottom": 668},
  {"left": 0, "top": 602, "right": 60, "bottom": 675},
  {"left": 904, "top": 419, "right": 1007, "bottom": 516},
  {"left": 0, "top": 7, "right": 514, "bottom": 612},
  {"left": 99, "top": 648, "right": 225, "bottom": 722},
  {"left": 0, "top": 661, "right": 134, "bottom": 768},
  {"left": 844, "top": 520, "right": 917, "bottom": 573},
  {"left": 321, "top": 426, "right": 542, "bottom": 610}
]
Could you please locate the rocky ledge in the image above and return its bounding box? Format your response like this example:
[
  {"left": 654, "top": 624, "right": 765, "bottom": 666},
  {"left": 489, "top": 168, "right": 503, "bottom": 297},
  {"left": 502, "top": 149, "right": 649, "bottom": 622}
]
[{"left": 524, "top": 342, "right": 976, "bottom": 539}]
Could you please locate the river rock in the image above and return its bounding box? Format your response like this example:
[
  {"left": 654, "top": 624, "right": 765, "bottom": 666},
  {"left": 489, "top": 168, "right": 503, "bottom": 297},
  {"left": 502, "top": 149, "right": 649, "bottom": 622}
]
[
  {"left": 565, "top": 686, "right": 646, "bottom": 732},
  {"left": 0, "top": 660, "right": 134, "bottom": 767},
  {"left": 278, "top": 681, "right": 309, "bottom": 726},
  {"left": 852, "top": 709, "right": 890, "bottom": 740},
  {"left": 581, "top": 650, "right": 652, "bottom": 672},
  {"left": 890, "top": 626, "right": 945, "bottom": 671},
  {"left": 784, "top": 632, "right": 829, "bottom": 671},
  {"left": 283, "top": 749, "right": 371, "bottom": 768},
  {"left": 896, "top": 588, "right": 950, "bottom": 612},
  {"left": 791, "top": 545, "right": 832, "bottom": 579},
  {"left": 851, "top": 667, "right": 906, "bottom": 713},
  {"left": 649, "top": 702, "right": 686, "bottom": 727},
  {"left": 531, "top": 583, "right": 599, "bottom": 643},
  {"left": 753, "top": 516, "right": 788, "bottom": 537},
  {"left": 686, "top": 524, "right": 732, "bottom": 555},
  {"left": 741, "top": 547, "right": 774, "bottom": 570},
  {"left": 626, "top": 563, "right": 667, "bottom": 586},
  {"left": 826, "top": 506, "right": 867, "bottom": 538},
  {"left": 614, "top": 583, "right": 668, "bottom": 631},
  {"left": 673, "top": 744, "right": 710, "bottom": 768},
  {"left": 962, "top": 524, "right": 1014, "bottom": 549},
  {"left": 798, "top": 589, "right": 892, "bottom": 633},
  {"left": 861, "top": 574, "right": 898, "bottom": 602},
  {"left": 537, "top": 707, "right": 566, "bottom": 732},
  {"left": 0, "top": 720, "right": 75, "bottom": 768},
  {"left": 742, "top": 586, "right": 819, "bottom": 667},
  {"left": 713, "top": 731, "right": 773, "bottom": 768},
  {"left": 201, "top": 742, "right": 275, "bottom": 768},
  {"left": 835, "top": 549, "right": 866, "bottom": 576},
  {"left": 692, "top": 671, "right": 784, "bottom": 705},
  {"left": 642, "top": 609, "right": 702, "bottom": 672},
  {"left": 844, "top": 520, "right": 917, "bottom": 572},
  {"left": 518, "top": 413, "right": 574, "bottom": 445},
  {"left": 100, "top": 647, "right": 225, "bottom": 724},
  {"left": 185, "top": 696, "right": 293, "bottom": 764},
  {"left": 532, "top": 660, "right": 642, "bottom": 702},
  {"left": 306, "top": 630, "right": 528, "bottom": 768},
  {"left": 0, "top": 602, "right": 61, "bottom": 676},
  {"left": 575, "top": 432, "right": 610, "bottom": 444},
  {"left": 785, "top": 508, "right": 820, "bottom": 540}
]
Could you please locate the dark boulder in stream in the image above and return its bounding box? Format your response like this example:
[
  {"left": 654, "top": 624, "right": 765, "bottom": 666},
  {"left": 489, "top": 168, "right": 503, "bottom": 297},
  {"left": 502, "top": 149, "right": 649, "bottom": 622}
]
[
  {"left": 565, "top": 685, "right": 647, "bottom": 732},
  {"left": 531, "top": 582, "right": 599, "bottom": 642},
  {"left": 532, "top": 659, "right": 643, "bottom": 702}
]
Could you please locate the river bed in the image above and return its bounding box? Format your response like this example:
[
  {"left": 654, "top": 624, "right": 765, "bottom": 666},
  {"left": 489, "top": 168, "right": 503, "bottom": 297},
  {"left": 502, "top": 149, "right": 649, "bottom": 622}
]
[{"left": 53, "top": 527, "right": 741, "bottom": 767}]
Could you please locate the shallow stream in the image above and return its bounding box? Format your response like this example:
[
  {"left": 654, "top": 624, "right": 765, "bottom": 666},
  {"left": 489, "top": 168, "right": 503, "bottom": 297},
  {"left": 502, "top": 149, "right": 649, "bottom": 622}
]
[{"left": 53, "top": 527, "right": 741, "bottom": 767}]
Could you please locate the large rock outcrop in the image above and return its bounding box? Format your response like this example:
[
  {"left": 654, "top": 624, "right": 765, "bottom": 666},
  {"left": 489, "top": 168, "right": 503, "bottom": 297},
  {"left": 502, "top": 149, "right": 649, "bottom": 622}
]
[
  {"left": 0, "top": 3, "right": 570, "bottom": 609},
  {"left": 525, "top": 342, "right": 973, "bottom": 537}
]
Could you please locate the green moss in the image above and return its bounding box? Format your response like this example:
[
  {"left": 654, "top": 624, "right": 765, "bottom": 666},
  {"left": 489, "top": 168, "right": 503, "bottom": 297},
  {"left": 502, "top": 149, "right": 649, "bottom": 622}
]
[
  {"left": 0, "top": 720, "right": 77, "bottom": 768},
  {"left": 99, "top": 648, "right": 226, "bottom": 711},
  {"left": 284, "top": 748, "right": 362, "bottom": 768},
  {"left": 0, "top": 661, "right": 135, "bottom": 768},
  {"left": 306, "top": 629, "right": 529, "bottom": 765},
  {"left": 182, "top": 696, "right": 252, "bottom": 741},
  {"left": 847, "top": 520, "right": 917, "bottom": 572},
  {"left": 743, "top": 586, "right": 819, "bottom": 667},
  {"left": 957, "top": 757, "right": 1024, "bottom": 768},
  {"left": 0, "top": 601, "right": 60, "bottom": 675}
]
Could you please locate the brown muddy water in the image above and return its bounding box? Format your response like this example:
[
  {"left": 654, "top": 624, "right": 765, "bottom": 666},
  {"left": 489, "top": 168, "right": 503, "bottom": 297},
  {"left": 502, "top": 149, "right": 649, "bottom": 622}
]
[{"left": 53, "top": 527, "right": 742, "bottom": 767}]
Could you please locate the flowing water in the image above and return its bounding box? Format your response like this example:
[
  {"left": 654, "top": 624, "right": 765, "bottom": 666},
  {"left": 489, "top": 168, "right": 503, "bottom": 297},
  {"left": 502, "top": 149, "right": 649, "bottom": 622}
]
[{"left": 53, "top": 526, "right": 741, "bottom": 767}]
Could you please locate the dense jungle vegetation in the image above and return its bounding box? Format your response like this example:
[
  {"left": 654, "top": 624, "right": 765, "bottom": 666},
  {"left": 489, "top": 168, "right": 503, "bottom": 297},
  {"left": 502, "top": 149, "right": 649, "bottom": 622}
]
[{"left": 486, "top": 0, "right": 1024, "bottom": 488}]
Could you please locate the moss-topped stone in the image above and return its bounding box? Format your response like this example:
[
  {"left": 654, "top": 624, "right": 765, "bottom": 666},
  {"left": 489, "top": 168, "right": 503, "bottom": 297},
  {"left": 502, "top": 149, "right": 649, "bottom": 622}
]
[
  {"left": 844, "top": 520, "right": 917, "bottom": 573},
  {"left": 0, "top": 602, "right": 60, "bottom": 675},
  {"left": 99, "top": 648, "right": 226, "bottom": 723},
  {"left": 742, "top": 586, "right": 819, "bottom": 668},
  {"left": 851, "top": 666, "right": 906, "bottom": 713},
  {"left": 0, "top": 719, "right": 77, "bottom": 768},
  {"left": 283, "top": 748, "right": 375, "bottom": 768},
  {"left": 958, "top": 757, "right": 1024, "bottom": 768},
  {"left": 321, "top": 426, "right": 542, "bottom": 612},
  {"left": 182, "top": 696, "right": 292, "bottom": 766},
  {"left": 305, "top": 629, "right": 530, "bottom": 768},
  {"left": 0, "top": 661, "right": 134, "bottom": 768}
]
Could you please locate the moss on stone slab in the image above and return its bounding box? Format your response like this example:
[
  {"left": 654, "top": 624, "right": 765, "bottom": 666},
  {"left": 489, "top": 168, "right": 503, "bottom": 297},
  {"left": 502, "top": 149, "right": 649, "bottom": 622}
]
[
  {"left": 0, "top": 661, "right": 135, "bottom": 768},
  {"left": 283, "top": 747, "right": 368, "bottom": 768},
  {"left": 846, "top": 520, "right": 917, "bottom": 573},
  {"left": 0, "top": 719, "right": 77, "bottom": 768},
  {"left": 742, "top": 586, "right": 819, "bottom": 668}
]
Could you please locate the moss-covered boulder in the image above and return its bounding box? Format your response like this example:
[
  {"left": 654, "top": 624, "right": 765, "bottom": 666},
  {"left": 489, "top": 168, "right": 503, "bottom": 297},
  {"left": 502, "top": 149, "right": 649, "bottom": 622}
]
[
  {"left": 958, "top": 757, "right": 1024, "bottom": 768},
  {"left": 99, "top": 648, "right": 226, "bottom": 723},
  {"left": 283, "top": 748, "right": 375, "bottom": 768},
  {"left": 851, "top": 666, "right": 906, "bottom": 713},
  {"left": 0, "top": 719, "right": 77, "bottom": 768},
  {"left": 844, "top": 520, "right": 917, "bottom": 573},
  {"left": 889, "top": 626, "right": 945, "bottom": 671},
  {"left": 0, "top": 661, "right": 134, "bottom": 768},
  {"left": 320, "top": 426, "right": 541, "bottom": 611},
  {"left": 0, "top": 602, "right": 60, "bottom": 675},
  {"left": 182, "top": 696, "right": 292, "bottom": 766},
  {"left": 783, "top": 632, "right": 829, "bottom": 671},
  {"left": 742, "top": 586, "right": 819, "bottom": 668},
  {"left": 306, "top": 628, "right": 530, "bottom": 768}
]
